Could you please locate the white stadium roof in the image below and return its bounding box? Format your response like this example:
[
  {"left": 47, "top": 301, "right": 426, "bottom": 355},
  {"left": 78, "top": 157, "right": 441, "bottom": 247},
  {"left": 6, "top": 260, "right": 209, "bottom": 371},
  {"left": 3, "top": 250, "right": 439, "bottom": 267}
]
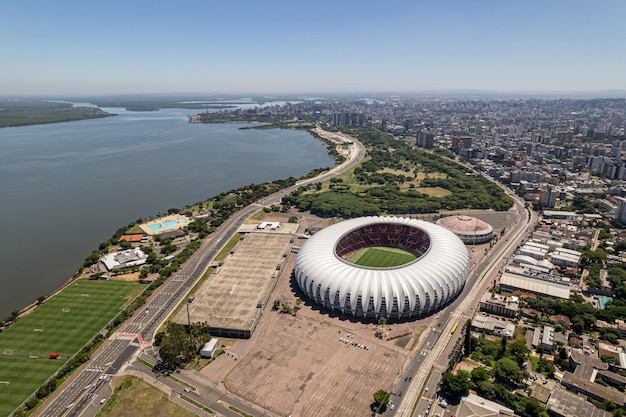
[{"left": 294, "top": 216, "right": 470, "bottom": 320}]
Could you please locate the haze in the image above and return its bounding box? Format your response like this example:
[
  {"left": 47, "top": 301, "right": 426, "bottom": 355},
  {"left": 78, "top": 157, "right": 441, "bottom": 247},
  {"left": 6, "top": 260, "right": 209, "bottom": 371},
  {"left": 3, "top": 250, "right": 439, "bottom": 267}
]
[{"left": 1, "top": 0, "right": 625, "bottom": 95}]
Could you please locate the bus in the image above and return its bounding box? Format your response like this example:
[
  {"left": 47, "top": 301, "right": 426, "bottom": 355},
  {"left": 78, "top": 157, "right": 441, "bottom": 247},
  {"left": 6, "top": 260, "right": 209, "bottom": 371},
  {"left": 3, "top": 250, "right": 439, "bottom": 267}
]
[{"left": 450, "top": 322, "right": 459, "bottom": 334}]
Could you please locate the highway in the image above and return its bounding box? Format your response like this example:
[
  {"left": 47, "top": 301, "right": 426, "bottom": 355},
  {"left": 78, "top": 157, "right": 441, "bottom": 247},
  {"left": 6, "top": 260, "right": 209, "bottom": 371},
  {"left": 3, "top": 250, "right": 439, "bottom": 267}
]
[
  {"left": 33, "top": 129, "right": 364, "bottom": 417},
  {"left": 393, "top": 181, "right": 537, "bottom": 417}
]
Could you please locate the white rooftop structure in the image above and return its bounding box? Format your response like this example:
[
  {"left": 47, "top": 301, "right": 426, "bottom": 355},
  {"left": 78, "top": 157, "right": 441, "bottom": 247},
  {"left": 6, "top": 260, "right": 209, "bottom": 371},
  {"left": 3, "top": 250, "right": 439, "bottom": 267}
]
[
  {"left": 543, "top": 210, "right": 578, "bottom": 220},
  {"left": 200, "top": 338, "right": 219, "bottom": 358},
  {"left": 459, "top": 393, "right": 515, "bottom": 416},
  {"left": 257, "top": 221, "right": 281, "bottom": 230},
  {"left": 518, "top": 244, "right": 548, "bottom": 260},
  {"left": 500, "top": 267, "right": 570, "bottom": 299},
  {"left": 295, "top": 216, "right": 469, "bottom": 320},
  {"left": 101, "top": 248, "right": 147, "bottom": 271}
]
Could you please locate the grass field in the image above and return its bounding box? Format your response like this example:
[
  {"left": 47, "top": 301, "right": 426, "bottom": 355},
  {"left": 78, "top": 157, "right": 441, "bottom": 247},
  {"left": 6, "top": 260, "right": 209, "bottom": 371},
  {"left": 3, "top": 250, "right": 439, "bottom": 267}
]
[
  {"left": 97, "top": 376, "right": 197, "bottom": 417},
  {"left": 0, "top": 279, "right": 139, "bottom": 417},
  {"left": 346, "top": 246, "right": 417, "bottom": 268},
  {"left": 413, "top": 186, "right": 453, "bottom": 197}
]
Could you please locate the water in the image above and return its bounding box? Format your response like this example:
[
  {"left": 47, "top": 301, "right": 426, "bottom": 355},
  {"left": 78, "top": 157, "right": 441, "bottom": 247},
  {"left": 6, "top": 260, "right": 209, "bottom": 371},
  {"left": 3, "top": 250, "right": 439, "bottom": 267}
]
[
  {"left": 0, "top": 108, "right": 334, "bottom": 317},
  {"left": 146, "top": 218, "right": 189, "bottom": 232}
]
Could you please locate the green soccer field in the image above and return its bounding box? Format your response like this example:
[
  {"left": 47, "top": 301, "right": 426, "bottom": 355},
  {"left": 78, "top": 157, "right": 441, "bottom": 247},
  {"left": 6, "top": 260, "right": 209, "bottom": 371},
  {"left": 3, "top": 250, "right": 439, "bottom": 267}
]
[
  {"left": 0, "top": 279, "right": 139, "bottom": 417},
  {"left": 346, "top": 246, "right": 417, "bottom": 268}
]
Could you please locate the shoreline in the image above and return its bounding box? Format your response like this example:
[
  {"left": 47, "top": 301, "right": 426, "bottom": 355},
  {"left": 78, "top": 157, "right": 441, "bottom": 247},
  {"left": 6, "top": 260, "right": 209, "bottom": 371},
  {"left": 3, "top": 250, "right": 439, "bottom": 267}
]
[{"left": 2, "top": 122, "right": 338, "bottom": 323}]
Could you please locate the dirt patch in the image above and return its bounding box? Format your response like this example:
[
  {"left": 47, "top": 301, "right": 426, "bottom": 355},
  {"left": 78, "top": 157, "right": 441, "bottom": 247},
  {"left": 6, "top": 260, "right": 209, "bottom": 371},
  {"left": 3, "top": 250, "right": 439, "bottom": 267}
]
[{"left": 109, "top": 272, "right": 139, "bottom": 282}]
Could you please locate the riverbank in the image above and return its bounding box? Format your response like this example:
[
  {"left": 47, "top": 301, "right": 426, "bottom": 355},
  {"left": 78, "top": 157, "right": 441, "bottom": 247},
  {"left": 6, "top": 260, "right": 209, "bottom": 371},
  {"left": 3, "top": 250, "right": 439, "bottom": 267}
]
[
  {"left": 0, "top": 99, "right": 115, "bottom": 128},
  {"left": 0, "top": 113, "right": 336, "bottom": 318}
]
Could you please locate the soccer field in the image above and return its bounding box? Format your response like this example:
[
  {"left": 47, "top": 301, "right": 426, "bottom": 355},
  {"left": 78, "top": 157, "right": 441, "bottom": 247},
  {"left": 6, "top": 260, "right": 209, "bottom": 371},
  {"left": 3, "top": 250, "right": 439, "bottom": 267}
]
[
  {"left": 346, "top": 246, "right": 417, "bottom": 268},
  {"left": 0, "top": 279, "right": 139, "bottom": 417}
]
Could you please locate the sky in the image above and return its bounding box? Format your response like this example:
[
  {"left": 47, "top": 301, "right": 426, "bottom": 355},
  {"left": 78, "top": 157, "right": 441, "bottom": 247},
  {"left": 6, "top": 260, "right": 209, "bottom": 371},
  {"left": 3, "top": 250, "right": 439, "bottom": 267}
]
[{"left": 1, "top": 0, "right": 625, "bottom": 96}]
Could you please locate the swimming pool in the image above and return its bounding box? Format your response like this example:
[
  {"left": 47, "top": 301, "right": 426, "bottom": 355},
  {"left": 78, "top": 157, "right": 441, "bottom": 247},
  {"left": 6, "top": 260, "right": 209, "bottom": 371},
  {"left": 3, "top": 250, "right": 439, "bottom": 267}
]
[
  {"left": 598, "top": 295, "right": 612, "bottom": 309},
  {"left": 146, "top": 218, "right": 189, "bottom": 232}
]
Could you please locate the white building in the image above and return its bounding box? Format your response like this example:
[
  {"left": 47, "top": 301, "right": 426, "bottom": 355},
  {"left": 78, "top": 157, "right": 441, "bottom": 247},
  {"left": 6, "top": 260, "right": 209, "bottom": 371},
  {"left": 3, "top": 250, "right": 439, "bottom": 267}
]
[
  {"left": 101, "top": 248, "right": 147, "bottom": 271},
  {"left": 200, "top": 338, "right": 219, "bottom": 358}
]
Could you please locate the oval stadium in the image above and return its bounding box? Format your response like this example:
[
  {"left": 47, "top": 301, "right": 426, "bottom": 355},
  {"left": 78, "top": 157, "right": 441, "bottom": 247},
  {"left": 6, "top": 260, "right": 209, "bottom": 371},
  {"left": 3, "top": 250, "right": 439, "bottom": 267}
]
[
  {"left": 294, "top": 216, "right": 470, "bottom": 321},
  {"left": 436, "top": 215, "right": 493, "bottom": 245}
]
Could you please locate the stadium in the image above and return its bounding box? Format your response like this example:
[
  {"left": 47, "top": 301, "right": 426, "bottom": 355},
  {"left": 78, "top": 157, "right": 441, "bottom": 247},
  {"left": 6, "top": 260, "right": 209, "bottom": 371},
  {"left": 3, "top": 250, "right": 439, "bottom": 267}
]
[
  {"left": 436, "top": 215, "right": 493, "bottom": 245},
  {"left": 294, "top": 216, "right": 470, "bottom": 321}
]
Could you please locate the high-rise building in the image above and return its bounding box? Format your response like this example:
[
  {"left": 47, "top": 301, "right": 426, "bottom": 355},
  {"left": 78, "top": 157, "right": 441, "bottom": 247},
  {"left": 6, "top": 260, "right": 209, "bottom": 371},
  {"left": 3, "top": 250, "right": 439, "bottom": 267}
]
[
  {"left": 540, "top": 187, "right": 557, "bottom": 208},
  {"left": 416, "top": 130, "right": 434, "bottom": 148},
  {"left": 617, "top": 198, "right": 626, "bottom": 223}
]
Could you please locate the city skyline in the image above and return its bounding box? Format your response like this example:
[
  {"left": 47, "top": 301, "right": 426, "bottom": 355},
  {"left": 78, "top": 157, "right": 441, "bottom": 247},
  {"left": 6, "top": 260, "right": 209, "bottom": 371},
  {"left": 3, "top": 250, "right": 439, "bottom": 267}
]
[{"left": 2, "top": 0, "right": 625, "bottom": 95}]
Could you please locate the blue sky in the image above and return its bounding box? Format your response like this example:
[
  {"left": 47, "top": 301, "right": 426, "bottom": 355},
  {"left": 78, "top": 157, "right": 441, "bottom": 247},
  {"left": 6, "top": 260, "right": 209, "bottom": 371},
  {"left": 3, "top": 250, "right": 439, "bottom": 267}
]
[{"left": 1, "top": 0, "right": 624, "bottom": 95}]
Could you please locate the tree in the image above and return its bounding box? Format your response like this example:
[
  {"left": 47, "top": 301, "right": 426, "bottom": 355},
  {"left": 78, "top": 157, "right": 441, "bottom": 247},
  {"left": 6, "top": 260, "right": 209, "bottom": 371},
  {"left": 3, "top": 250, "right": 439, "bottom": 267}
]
[
  {"left": 471, "top": 366, "right": 491, "bottom": 383},
  {"left": 494, "top": 358, "right": 524, "bottom": 384},
  {"left": 509, "top": 340, "right": 530, "bottom": 367},
  {"left": 497, "top": 336, "right": 507, "bottom": 360},
  {"left": 378, "top": 317, "right": 387, "bottom": 333},
  {"left": 372, "top": 389, "right": 390, "bottom": 411},
  {"left": 440, "top": 371, "right": 471, "bottom": 402},
  {"left": 463, "top": 319, "right": 473, "bottom": 357}
]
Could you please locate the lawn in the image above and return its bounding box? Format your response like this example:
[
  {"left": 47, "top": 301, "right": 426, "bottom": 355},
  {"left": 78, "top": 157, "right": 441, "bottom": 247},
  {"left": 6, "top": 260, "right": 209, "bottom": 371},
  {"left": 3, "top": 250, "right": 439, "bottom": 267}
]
[
  {"left": 0, "top": 279, "right": 138, "bottom": 417},
  {"left": 97, "top": 376, "right": 197, "bottom": 417},
  {"left": 413, "top": 186, "right": 452, "bottom": 197},
  {"left": 347, "top": 246, "right": 417, "bottom": 268}
]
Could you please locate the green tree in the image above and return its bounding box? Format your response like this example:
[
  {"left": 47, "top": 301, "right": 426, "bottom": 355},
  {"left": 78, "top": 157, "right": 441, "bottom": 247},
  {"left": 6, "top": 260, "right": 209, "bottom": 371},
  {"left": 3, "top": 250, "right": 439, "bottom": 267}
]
[
  {"left": 497, "top": 336, "right": 507, "bottom": 360},
  {"left": 509, "top": 340, "right": 530, "bottom": 367},
  {"left": 440, "top": 370, "right": 471, "bottom": 402},
  {"left": 471, "top": 366, "right": 491, "bottom": 383},
  {"left": 494, "top": 358, "right": 524, "bottom": 384},
  {"left": 378, "top": 316, "right": 387, "bottom": 333},
  {"left": 372, "top": 389, "right": 390, "bottom": 411}
]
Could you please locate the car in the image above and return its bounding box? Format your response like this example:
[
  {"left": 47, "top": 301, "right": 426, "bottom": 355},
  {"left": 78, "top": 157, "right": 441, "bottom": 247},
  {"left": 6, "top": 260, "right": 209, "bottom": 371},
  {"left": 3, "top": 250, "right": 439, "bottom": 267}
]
[
  {"left": 70, "top": 383, "right": 75, "bottom": 388},
  {"left": 390, "top": 403, "right": 395, "bottom": 410},
  {"left": 184, "top": 388, "right": 190, "bottom": 392},
  {"left": 95, "top": 382, "right": 101, "bottom": 388},
  {"left": 100, "top": 398, "right": 107, "bottom": 404}
]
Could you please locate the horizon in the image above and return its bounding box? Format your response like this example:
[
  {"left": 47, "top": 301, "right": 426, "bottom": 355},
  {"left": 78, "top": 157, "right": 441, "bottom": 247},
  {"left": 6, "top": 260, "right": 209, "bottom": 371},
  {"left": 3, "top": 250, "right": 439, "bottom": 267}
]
[
  {"left": 3, "top": 89, "right": 626, "bottom": 101},
  {"left": 2, "top": 1, "right": 625, "bottom": 96}
]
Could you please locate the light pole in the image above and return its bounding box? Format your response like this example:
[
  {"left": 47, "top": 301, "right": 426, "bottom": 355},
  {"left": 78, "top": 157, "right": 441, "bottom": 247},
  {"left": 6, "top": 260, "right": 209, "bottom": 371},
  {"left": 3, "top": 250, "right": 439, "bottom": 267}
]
[{"left": 186, "top": 296, "right": 195, "bottom": 334}]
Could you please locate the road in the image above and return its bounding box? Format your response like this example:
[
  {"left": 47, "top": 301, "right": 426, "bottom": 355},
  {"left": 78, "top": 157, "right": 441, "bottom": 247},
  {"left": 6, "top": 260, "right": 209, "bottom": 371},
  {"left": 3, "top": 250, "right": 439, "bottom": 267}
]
[
  {"left": 32, "top": 128, "right": 364, "bottom": 417},
  {"left": 393, "top": 180, "right": 537, "bottom": 417}
]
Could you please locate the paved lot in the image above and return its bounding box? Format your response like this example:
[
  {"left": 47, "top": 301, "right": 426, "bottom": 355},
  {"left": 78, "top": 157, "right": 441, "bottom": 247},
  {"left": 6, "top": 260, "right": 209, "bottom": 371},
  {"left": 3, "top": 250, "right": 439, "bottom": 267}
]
[{"left": 176, "top": 232, "right": 293, "bottom": 336}]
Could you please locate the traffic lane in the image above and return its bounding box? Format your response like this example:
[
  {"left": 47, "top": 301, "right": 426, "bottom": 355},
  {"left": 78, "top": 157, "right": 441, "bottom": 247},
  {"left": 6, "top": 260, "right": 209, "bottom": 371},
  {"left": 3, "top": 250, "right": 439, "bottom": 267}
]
[{"left": 40, "top": 340, "right": 129, "bottom": 416}]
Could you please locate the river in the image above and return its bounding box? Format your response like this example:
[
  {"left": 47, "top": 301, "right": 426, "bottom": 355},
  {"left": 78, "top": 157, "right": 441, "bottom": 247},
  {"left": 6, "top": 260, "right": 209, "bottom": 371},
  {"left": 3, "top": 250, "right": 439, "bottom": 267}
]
[{"left": 0, "top": 107, "right": 334, "bottom": 318}]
